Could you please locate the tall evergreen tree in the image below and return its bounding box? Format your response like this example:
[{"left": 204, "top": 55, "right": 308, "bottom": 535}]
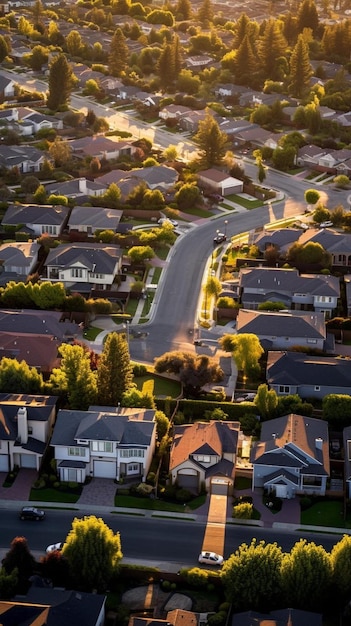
[
  {"left": 176, "top": 0, "right": 192, "bottom": 20},
  {"left": 0, "top": 35, "right": 9, "bottom": 62},
  {"left": 288, "top": 34, "right": 313, "bottom": 98},
  {"left": 108, "top": 28, "right": 129, "bottom": 76},
  {"left": 193, "top": 110, "right": 228, "bottom": 167},
  {"left": 172, "top": 34, "right": 182, "bottom": 77},
  {"left": 96, "top": 332, "right": 133, "bottom": 406},
  {"left": 198, "top": 0, "right": 214, "bottom": 26},
  {"left": 234, "top": 13, "right": 259, "bottom": 48},
  {"left": 234, "top": 34, "right": 258, "bottom": 86},
  {"left": 157, "top": 43, "right": 175, "bottom": 89},
  {"left": 47, "top": 54, "right": 74, "bottom": 111},
  {"left": 296, "top": 0, "right": 319, "bottom": 35},
  {"left": 259, "top": 19, "right": 288, "bottom": 80}
]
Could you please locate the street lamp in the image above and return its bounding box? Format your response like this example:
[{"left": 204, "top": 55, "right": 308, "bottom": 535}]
[{"left": 224, "top": 220, "right": 228, "bottom": 237}]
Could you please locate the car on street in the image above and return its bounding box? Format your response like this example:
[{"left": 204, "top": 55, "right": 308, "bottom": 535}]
[
  {"left": 198, "top": 551, "right": 224, "bottom": 566},
  {"left": 46, "top": 542, "right": 64, "bottom": 553},
  {"left": 319, "top": 221, "right": 333, "bottom": 228},
  {"left": 213, "top": 233, "right": 227, "bottom": 244},
  {"left": 20, "top": 506, "right": 45, "bottom": 521},
  {"left": 158, "top": 217, "right": 178, "bottom": 227}
]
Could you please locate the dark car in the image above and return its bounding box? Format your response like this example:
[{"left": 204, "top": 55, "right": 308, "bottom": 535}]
[
  {"left": 213, "top": 233, "right": 227, "bottom": 244},
  {"left": 20, "top": 506, "right": 45, "bottom": 521}
]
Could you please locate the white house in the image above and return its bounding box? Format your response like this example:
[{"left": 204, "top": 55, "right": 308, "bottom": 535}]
[{"left": 51, "top": 406, "right": 157, "bottom": 483}]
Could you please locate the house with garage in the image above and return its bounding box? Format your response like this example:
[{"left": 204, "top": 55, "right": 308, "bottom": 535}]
[
  {"left": 236, "top": 309, "right": 328, "bottom": 352},
  {"left": 68, "top": 135, "right": 138, "bottom": 161},
  {"left": 51, "top": 406, "right": 157, "bottom": 483},
  {"left": 0, "top": 393, "right": 58, "bottom": 472},
  {"left": 297, "top": 228, "right": 351, "bottom": 267},
  {"left": 197, "top": 168, "right": 243, "bottom": 196},
  {"left": 169, "top": 420, "right": 240, "bottom": 495},
  {"left": 0, "top": 241, "right": 40, "bottom": 285},
  {"left": 266, "top": 350, "right": 351, "bottom": 399},
  {"left": 42, "top": 242, "right": 122, "bottom": 293},
  {"left": 250, "top": 227, "right": 302, "bottom": 255},
  {"left": 238, "top": 267, "right": 340, "bottom": 318},
  {"left": 0, "top": 145, "right": 47, "bottom": 173},
  {"left": 67, "top": 206, "right": 123, "bottom": 236},
  {"left": 2, "top": 203, "right": 70, "bottom": 237},
  {"left": 251, "top": 413, "right": 330, "bottom": 499}
]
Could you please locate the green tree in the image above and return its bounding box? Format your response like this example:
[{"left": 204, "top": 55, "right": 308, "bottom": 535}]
[
  {"left": 297, "top": 0, "right": 319, "bottom": 35},
  {"left": 334, "top": 174, "right": 350, "bottom": 188},
  {"left": 108, "top": 28, "right": 129, "bottom": 76},
  {"left": 29, "top": 281, "right": 66, "bottom": 309},
  {"left": 221, "top": 539, "right": 283, "bottom": 610},
  {"left": 48, "top": 137, "right": 72, "bottom": 167},
  {"left": 175, "top": 183, "right": 201, "bottom": 210},
  {"left": 127, "top": 246, "right": 155, "bottom": 264},
  {"left": 49, "top": 344, "right": 97, "bottom": 409},
  {"left": 287, "top": 241, "right": 332, "bottom": 271},
  {"left": 47, "top": 54, "right": 74, "bottom": 111},
  {"left": 288, "top": 34, "right": 313, "bottom": 98},
  {"left": 233, "top": 502, "right": 253, "bottom": 519},
  {"left": 304, "top": 188, "right": 321, "bottom": 206},
  {"left": 322, "top": 394, "right": 351, "bottom": 429},
  {"left": 259, "top": 18, "right": 288, "bottom": 81},
  {"left": 122, "top": 387, "right": 155, "bottom": 408},
  {"left": 2, "top": 536, "right": 36, "bottom": 593},
  {"left": 103, "top": 183, "right": 121, "bottom": 208},
  {"left": 254, "top": 383, "right": 278, "bottom": 420},
  {"left": 0, "top": 281, "right": 34, "bottom": 308},
  {"left": 331, "top": 534, "right": 351, "bottom": 600},
  {"left": 198, "top": 0, "right": 214, "bottom": 26},
  {"left": 155, "top": 410, "right": 170, "bottom": 441},
  {"left": 281, "top": 539, "right": 332, "bottom": 610},
  {"left": 0, "top": 358, "right": 43, "bottom": 394},
  {"left": 157, "top": 43, "right": 175, "bottom": 89},
  {"left": 176, "top": 0, "right": 192, "bottom": 20},
  {"left": 0, "top": 35, "right": 9, "bottom": 62},
  {"left": 96, "top": 332, "right": 133, "bottom": 405},
  {"left": 219, "top": 333, "right": 264, "bottom": 379},
  {"left": 194, "top": 110, "right": 228, "bottom": 168},
  {"left": 28, "top": 44, "right": 48, "bottom": 71},
  {"left": 63, "top": 515, "right": 122, "bottom": 592},
  {"left": 234, "top": 35, "right": 258, "bottom": 85},
  {"left": 154, "top": 350, "right": 223, "bottom": 397},
  {"left": 66, "top": 30, "right": 83, "bottom": 57}
]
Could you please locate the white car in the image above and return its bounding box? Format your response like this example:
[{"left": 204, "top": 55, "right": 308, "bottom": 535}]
[
  {"left": 158, "top": 217, "right": 178, "bottom": 227},
  {"left": 46, "top": 542, "right": 64, "bottom": 554},
  {"left": 235, "top": 393, "right": 256, "bottom": 403},
  {"left": 319, "top": 221, "right": 333, "bottom": 228},
  {"left": 198, "top": 551, "right": 224, "bottom": 566}
]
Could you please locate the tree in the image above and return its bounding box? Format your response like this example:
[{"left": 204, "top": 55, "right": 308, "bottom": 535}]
[
  {"left": 219, "top": 333, "right": 264, "bottom": 379},
  {"left": 322, "top": 394, "right": 351, "bottom": 429},
  {"left": 233, "top": 502, "right": 253, "bottom": 519},
  {"left": 221, "top": 539, "right": 284, "bottom": 610},
  {"left": 258, "top": 19, "right": 288, "bottom": 81},
  {"left": 96, "top": 332, "right": 133, "bottom": 406},
  {"left": 157, "top": 43, "right": 175, "bottom": 89},
  {"left": 176, "top": 0, "right": 192, "bottom": 20},
  {"left": 254, "top": 384, "right": 278, "bottom": 420},
  {"left": 47, "top": 54, "right": 74, "bottom": 111},
  {"left": 334, "top": 174, "right": 349, "bottom": 188},
  {"left": 0, "top": 35, "right": 9, "bottom": 63},
  {"left": 331, "top": 534, "right": 351, "bottom": 600},
  {"left": 304, "top": 188, "right": 321, "bottom": 206},
  {"left": 193, "top": 110, "right": 228, "bottom": 168},
  {"left": 48, "top": 137, "right": 72, "bottom": 167},
  {"left": 28, "top": 44, "right": 48, "bottom": 71},
  {"left": 29, "top": 281, "right": 66, "bottom": 309},
  {"left": 286, "top": 241, "right": 332, "bottom": 271},
  {"left": 281, "top": 539, "right": 332, "bottom": 610},
  {"left": 2, "top": 536, "right": 36, "bottom": 593},
  {"left": 103, "top": 183, "right": 121, "bottom": 208},
  {"left": 21, "top": 175, "right": 40, "bottom": 194},
  {"left": 49, "top": 344, "right": 97, "bottom": 409},
  {"left": 234, "top": 35, "right": 258, "bottom": 86},
  {"left": 0, "top": 567, "right": 18, "bottom": 599},
  {"left": 154, "top": 350, "right": 223, "bottom": 397},
  {"left": 0, "top": 358, "right": 43, "bottom": 394},
  {"left": 198, "top": 0, "right": 214, "bottom": 26},
  {"left": 127, "top": 246, "right": 155, "bottom": 264},
  {"left": 297, "top": 0, "right": 319, "bottom": 34},
  {"left": 288, "top": 34, "right": 313, "bottom": 98},
  {"left": 155, "top": 410, "right": 170, "bottom": 441},
  {"left": 63, "top": 515, "right": 122, "bottom": 592},
  {"left": 66, "top": 30, "right": 83, "bottom": 57},
  {"left": 108, "top": 28, "right": 129, "bottom": 76},
  {"left": 175, "top": 183, "right": 201, "bottom": 210}
]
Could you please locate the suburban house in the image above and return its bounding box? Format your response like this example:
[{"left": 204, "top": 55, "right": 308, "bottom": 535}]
[
  {"left": 158, "top": 104, "right": 190, "bottom": 121},
  {"left": 42, "top": 242, "right": 122, "bottom": 292},
  {"left": 125, "top": 164, "right": 179, "bottom": 191},
  {"left": 250, "top": 227, "right": 302, "bottom": 254},
  {"left": 0, "top": 332, "right": 61, "bottom": 376},
  {"left": 236, "top": 309, "right": 329, "bottom": 352},
  {"left": 50, "top": 406, "right": 157, "bottom": 483},
  {"left": 67, "top": 206, "right": 123, "bottom": 235},
  {"left": 169, "top": 420, "right": 240, "bottom": 495},
  {"left": 343, "top": 425, "right": 351, "bottom": 499},
  {"left": 197, "top": 169, "right": 243, "bottom": 196},
  {"left": 297, "top": 228, "right": 351, "bottom": 267},
  {"left": 231, "top": 608, "right": 322, "bottom": 626},
  {"left": 2, "top": 203, "right": 70, "bottom": 237},
  {"left": 0, "top": 309, "right": 80, "bottom": 341},
  {"left": 0, "top": 393, "right": 58, "bottom": 472},
  {"left": 238, "top": 267, "right": 340, "bottom": 318},
  {"left": 0, "top": 73, "right": 15, "bottom": 102},
  {"left": 0, "top": 241, "right": 40, "bottom": 284},
  {"left": 68, "top": 135, "right": 138, "bottom": 161},
  {"left": 0, "top": 145, "right": 47, "bottom": 173},
  {"left": 251, "top": 413, "right": 330, "bottom": 499},
  {"left": 8, "top": 587, "right": 106, "bottom": 626},
  {"left": 266, "top": 351, "right": 351, "bottom": 399},
  {"left": 44, "top": 177, "right": 106, "bottom": 199}
]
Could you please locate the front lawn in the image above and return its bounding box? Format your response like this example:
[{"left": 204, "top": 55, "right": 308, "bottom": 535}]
[
  {"left": 29, "top": 486, "right": 82, "bottom": 503},
  {"left": 134, "top": 373, "right": 181, "bottom": 397},
  {"left": 115, "top": 494, "right": 197, "bottom": 513},
  {"left": 301, "top": 499, "right": 351, "bottom": 528}
]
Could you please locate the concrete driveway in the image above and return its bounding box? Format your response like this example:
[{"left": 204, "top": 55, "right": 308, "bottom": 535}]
[{"left": 0, "top": 469, "right": 37, "bottom": 501}]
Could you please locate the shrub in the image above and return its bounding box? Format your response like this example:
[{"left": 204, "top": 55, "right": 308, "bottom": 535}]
[
  {"left": 132, "top": 363, "right": 148, "bottom": 376},
  {"left": 53, "top": 481, "right": 61, "bottom": 489},
  {"left": 175, "top": 488, "right": 192, "bottom": 503},
  {"left": 68, "top": 481, "right": 78, "bottom": 489},
  {"left": 161, "top": 580, "right": 171, "bottom": 590},
  {"left": 208, "top": 612, "right": 227, "bottom": 626},
  {"left": 300, "top": 496, "right": 312, "bottom": 510},
  {"left": 233, "top": 502, "right": 253, "bottom": 519},
  {"left": 33, "top": 478, "right": 46, "bottom": 489},
  {"left": 181, "top": 567, "right": 208, "bottom": 587}
]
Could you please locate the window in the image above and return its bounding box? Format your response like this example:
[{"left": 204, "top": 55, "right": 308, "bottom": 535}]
[
  {"left": 71, "top": 268, "right": 84, "bottom": 278},
  {"left": 120, "top": 449, "right": 145, "bottom": 458},
  {"left": 307, "top": 339, "right": 317, "bottom": 344},
  {"left": 42, "top": 225, "right": 57, "bottom": 235},
  {"left": 68, "top": 447, "right": 85, "bottom": 457},
  {"left": 28, "top": 426, "right": 33, "bottom": 435},
  {"left": 279, "top": 385, "right": 290, "bottom": 393},
  {"left": 314, "top": 386, "right": 320, "bottom": 391},
  {"left": 91, "top": 441, "right": 113, "bottom": 453},
  {"left": 196, "top": 455, "right": 211, "bottom": 463}
]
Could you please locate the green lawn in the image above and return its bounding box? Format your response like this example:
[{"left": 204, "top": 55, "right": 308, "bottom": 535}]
[
  {"left": 83, "top": 326, "right": 102, "bottom": 341},
  {"left": 29, "top": 487, "right": 82, "bottom": 503},
  {"left": 301, "top": 500, "right": 351, "bottom": 528},
  {"left": 134, "top": 373, "right": 181, "bottom": 397},
  {"left": 114, "top": 493, "right": 205, "bottom": 512},
  {"left": 234, "top": 476, "right": 252, "bottom": 490}
]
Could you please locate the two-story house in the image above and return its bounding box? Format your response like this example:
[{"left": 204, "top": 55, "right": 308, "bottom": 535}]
[
  {"left": 42, "top": 242, "right": 122, "bottom": 293},
  {"left": 170, "top": 420, "right": 240, "bottom": 496},
  {"left": 0, "top": 393, "right": 58, "bottom": 472},
  {"left": 50, "top": 406, "right": 157, "bottom": 483},
  {"left": 2, "top": 203, "right": 70, "bottom": 237},
  {"left": 251, "top": 414, "right": 330, "bottom": 499},
  {"left": 238, "top": 267, "right": 340, "bottom": 318},
  {"left": 0, "top": 241, "right": 40, "bottom": 284}
]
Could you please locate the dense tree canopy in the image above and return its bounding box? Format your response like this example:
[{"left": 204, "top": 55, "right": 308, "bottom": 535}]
[
  {"left": 154, "top": 350, "right": 223, "bottom": 397},
  {"left": 219, "top": 333, "right": 264, "bottom": 378},
  {"left": 96, "top": 332, "right": 133, "bottom": 405},
  {"left": 49, "top": 344, "right": 97, "bottom": 409}
]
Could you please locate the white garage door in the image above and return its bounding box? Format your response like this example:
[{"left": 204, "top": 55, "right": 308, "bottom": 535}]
[
  {"left": 0, "top": 455, "right": 9, "bottom": 471},
  {"left": 20, "top": 454, "right": 37, "bottom": 468},
  {"left": 94, "top": 460, "right": 116, "bottom": 478}
]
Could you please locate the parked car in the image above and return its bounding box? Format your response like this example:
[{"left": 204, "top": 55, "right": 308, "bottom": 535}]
[
  {"left": 46, "top": 542, "right": 64, "bottom": 553},
  {"left": 198, "top": 551, "right": 224, "bottom": 566},
  {"left": 20, "top": 506, "right": 45, "bottom": 521},
  {"left": 213, "top": 233, "right": 227, "bottom": 244},
  {"left": 319, "top": 221, "right": 333, "bottom": 228},
  {"left": 158, "top": 217, "right": 178, "bottom": 227},
  {"left": 235, "top": 392, "right": 256, "bottom": 403}
]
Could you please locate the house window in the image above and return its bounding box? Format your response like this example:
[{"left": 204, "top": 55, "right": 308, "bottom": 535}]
[
  {"left": 91, "top": 441, "right": 113, "bottom": 453},
  {"left": 120, "top": 449, "right": 145, "bottom": 458},
  {"left": 307, "top": 339, "right": 317, "bottom": 344},
  {"left": 314, "top": 386, "right": 321, "bottom": 391},
  {"left": 91, "top": 273, "right": 104, "bottom": 279},
  {"left": 28, "top": 426, "right": 33, "bottom": 435},
  {"left": 68, "top": 447, "right": 86, "bottom": 456},
  {"left": 71, "top": 268, "right": 84, "bottom": 278},
  {"left": 42, "top": 225, "right": 57, "bottom": 235},
  {"left": 196, "top": 455, "right": 211, "bottom": 463},
  {"left": 279, "top": 385, "right": 290, "bottom": 393}
]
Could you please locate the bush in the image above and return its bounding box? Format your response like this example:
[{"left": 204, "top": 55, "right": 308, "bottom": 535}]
[
  {"left": 300, "top": 496, "right": 312, "bottom": 510},
  {"left": 175, "top": 488, "right": 192, "bottom": 503},
  {"left": 161, "top": 580, "right": 171, "bottom": 590},
  {"left": 132, "top": 363, "right": 148, "bottom": 376},
  {"left": 53, "top": 481, "right": 61, "bottom": 489},
  {"left": 181, "top": 567, "right": 208, "bottom": 587},
  {"left": 33, "top": 478, "right": 46, "bottom": 489},
  {"left": 233, "top": 502, "right": 253, "bottom": 519}
]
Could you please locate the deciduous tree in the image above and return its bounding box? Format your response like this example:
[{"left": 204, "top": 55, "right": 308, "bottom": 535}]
[
  {"left": 219, "top": 333, "right": 264, "bottom": 379},
  {"left": 154, "top": 350, "right": 223, "bottom": 397},
  {"left": 0, "top": 358, "right": 43, "bottom": 394},
  {"left": 331, "top": 534, "right": 351, "bottom": 600},
  {"left": 254, "top": 383, "right": 278, "bottom": 420},
  {"left": 49, "top": 344, "right": 97, "bottom": 409},
  {"left": 2, "top": 537, "right": 36, "bottom": 593}
]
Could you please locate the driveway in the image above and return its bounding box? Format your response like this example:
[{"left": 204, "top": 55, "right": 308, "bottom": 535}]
[
  {"left": 77, "top": 478, "right": 117, "bottom": 507},
  {"left": 0, "top": 469, "right": 37, "bottom": 501}
]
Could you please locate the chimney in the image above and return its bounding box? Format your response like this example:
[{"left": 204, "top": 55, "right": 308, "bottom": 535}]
[
  {"left": 17, "top": 406, "right": 28, "bottom": 444},
  {"left": 78, "top": 178, "right": 87, "bottom": 193}
]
